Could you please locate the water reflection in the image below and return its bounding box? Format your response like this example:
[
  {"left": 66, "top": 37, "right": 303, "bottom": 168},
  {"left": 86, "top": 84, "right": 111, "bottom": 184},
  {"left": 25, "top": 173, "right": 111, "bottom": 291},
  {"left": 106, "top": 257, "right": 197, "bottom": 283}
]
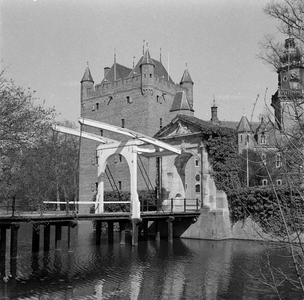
[{"left": 0, "top": 222, "right": 302, "bottom": 299}]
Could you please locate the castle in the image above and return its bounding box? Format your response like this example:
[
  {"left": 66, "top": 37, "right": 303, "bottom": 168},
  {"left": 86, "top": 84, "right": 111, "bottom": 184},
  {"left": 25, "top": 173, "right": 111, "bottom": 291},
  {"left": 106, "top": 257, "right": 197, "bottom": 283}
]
[
  {"left": 79, "top": 37, "right": 301, "bottom": 205},
  {"left": 79, "top": 47, "right": 195, "bottom": 204}
]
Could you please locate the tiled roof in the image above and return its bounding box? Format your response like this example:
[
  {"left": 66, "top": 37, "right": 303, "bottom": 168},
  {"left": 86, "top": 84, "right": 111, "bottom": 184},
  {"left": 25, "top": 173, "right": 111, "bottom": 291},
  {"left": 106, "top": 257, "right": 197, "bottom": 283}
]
[
  {"left": 102, "top": 63, "right": 132, "bottom": 83},
  {"left": 236, "top": 115, "right": 252, "bottom": 132},
  {"left": 81, "top": 66, "right": 94, "bottom": 83},
  {"left": 131, "top": 56, "right": 175, "bottom": 84},
  {"left": 140, "top": 49, "right": 155, "bottom": 66},
  {"left": 170, "top": 91, "right": 194, "bottom": 112},
  {"left": 180, "top": 68, "right": 193, "bottom": 84}
]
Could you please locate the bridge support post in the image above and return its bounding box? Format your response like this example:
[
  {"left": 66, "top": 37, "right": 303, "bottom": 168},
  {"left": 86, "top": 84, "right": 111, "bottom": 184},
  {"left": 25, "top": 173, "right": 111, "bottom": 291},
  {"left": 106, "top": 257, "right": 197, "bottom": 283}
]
[
  {"left": 55, "top": 224, "right": 62, "bottom": 250},
  {"left": 0, "top": 227, "right": 6, "bottom": 257},
  {"left": 32, "top": 224, "right": 40, "bottom": 252},
  {"left": 108, "top": 221, "right": 114, "bottom": 244},
  {"left": 119, "top": 221, "right": 126, "bottom": 245},
  {"left": 143, "top": 220, "right": 148, "bottom": 241},
  {"left": 155, "top": 221, "right": 160, "bottom": 242},
  {"left": 10, "top": 224, "right": 20, "bottom": 259},
  {"left": 95, "top": 221, "right": 102, "bottom": 245},
  {"left": 132, "top": 219, "right": 138, "bottom": 246},
  {"left": 167, "top": 217, "right": 175, "bottom": 243},
  {"left": 68, "top": 221, "right": 77, "bottom": 251},
  {"left": 44, "top": 224, "right": 50, "bottom": 251}
]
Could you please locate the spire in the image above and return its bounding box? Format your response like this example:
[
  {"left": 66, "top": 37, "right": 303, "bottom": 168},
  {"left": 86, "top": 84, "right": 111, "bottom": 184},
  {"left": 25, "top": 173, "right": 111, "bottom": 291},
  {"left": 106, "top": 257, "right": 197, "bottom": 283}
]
[
  {"left": 114, "top": 48, "right": 117, "bottom": 81},
  {"left": 81, "top": 63, "right": 94, "bottom": 83},
  {"left": 160, "top": 48, "right": 162, "bottom": 63},
  {"left": 236, "top": 115, "right": 252, "bottom": 132},
  {"left": 140, "top": 47, "right": 155, "bottom": 66},
  {"left": 211, "top": 95, "right": 219, "bottom": 125},
  {"left": 180, "top": 66, "right": 193, "bottom": 84}
]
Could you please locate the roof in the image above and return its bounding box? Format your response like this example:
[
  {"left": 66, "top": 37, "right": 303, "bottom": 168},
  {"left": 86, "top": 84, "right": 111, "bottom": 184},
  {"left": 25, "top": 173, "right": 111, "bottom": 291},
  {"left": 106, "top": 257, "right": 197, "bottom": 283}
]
[
  {"left": 180, "top": 68, "right": 193, "bottom": 84},
  {"left": 170, "top": 91, "right": 194, "bottom": 112},
  {"left": 102, "top": 63, "right": 132, "bottom": 83},
  {"left": 140, "top": 49, "right": 155, "bottom": 66},
  {"left": 236, "top": 115, "right": 253, "bottom": 132},
  {"left": 155, "top": 114, "right": 238, "bottom": 139},
  {"left": 131, "top": 56, "right": 175, "bottom": 84},
  {"left": 81, "top": 66, "right": 94, "bottom": 83}
]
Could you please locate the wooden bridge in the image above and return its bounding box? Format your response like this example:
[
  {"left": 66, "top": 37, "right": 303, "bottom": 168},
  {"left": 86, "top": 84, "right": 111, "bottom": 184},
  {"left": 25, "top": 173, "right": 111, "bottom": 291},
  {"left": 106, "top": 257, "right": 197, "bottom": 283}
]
[{"left": 0, "top": 198, "right": 201, "bottom": 262}]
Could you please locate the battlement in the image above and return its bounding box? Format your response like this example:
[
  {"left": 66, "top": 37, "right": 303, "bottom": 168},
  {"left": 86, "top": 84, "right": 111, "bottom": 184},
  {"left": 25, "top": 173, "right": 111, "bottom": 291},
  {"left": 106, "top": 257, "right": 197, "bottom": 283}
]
[{"left": 83, "top": 74, "right": 181, "bottom": 100}]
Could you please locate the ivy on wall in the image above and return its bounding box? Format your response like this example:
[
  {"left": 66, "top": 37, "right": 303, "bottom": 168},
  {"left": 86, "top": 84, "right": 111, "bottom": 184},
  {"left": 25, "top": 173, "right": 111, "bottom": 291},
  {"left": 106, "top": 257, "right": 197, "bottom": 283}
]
[
  {"left": 226, "top": 186, "right": 304, "bottom": 235},
  {"left": 201, "top": 125, "right": 241, "bottom": 191}
]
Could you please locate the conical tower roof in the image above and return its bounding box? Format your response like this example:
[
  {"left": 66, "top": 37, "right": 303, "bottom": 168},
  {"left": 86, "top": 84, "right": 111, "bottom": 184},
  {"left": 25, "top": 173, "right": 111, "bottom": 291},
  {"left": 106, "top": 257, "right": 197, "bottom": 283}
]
[
  {"left": 170, "top": 91, "right": 194, "bottom": 112},
  {"left": 180, "top": 68, "right": 193, "bottom": 84},
  {"left": 81, "top": 65, "right": 94, "bottom": 83},
  {"left": 140, "top": 48, "right": 155, "bottom": 66},
  {"left": 236, "top": 115, "right": 252, "bottom": 132}
]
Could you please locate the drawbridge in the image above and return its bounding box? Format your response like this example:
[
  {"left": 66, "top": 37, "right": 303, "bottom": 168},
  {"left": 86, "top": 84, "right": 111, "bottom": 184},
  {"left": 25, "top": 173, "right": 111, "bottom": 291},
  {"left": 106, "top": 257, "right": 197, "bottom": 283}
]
[{"left": 53, "top": 118, "right": 181, "bottom": 220}]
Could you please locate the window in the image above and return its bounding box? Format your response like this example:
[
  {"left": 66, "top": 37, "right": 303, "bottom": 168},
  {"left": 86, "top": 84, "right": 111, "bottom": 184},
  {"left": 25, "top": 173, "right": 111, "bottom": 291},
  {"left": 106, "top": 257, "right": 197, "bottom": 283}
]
[
  {"left": 262, "top": 179, "right": 268, "bottom": 186},
  {"left": 195, "top": 174, "right": 200, "bottom": 182},
  {"left": 96, "top": 103, "right": 99, "bottom": 110},
  {"left": 92, "top": 105, "right": 95, "bottom": 111},
  {"left": 119, "top": 154, "right": 123, "bottom": 162},
  {"left": 276, "top": 179, "right": 282, "bottom": 186},
  {"left": 195, "top": 184, "right": 200, "bottom": 193},
  {"left": 118, "top": 181, "right": 122, "bottom": 190},
  {"left": 260, "top": 133, "right": 266, "bottom": 144},
  {"left": 240, "top": 135, "right": 243, "bottom": 144},
  {"left": 150, "top": 74, "right": 152, "bottom": 78},
  {"left": 261, "top": 153, "right": 266, "bottom": 165},
  {"left": 126, "top": 96, "right": 132, "bottom": 104},
  {"left": 157, "top": 95, "right": 159, "bottom": 103},
  {"left": 160, "top": 118, "right": 163, "bottom": 129},
  {"left": 195, "top": 159, "right": 199, "bottom": 167},
  {"left": 276, "top": 154, "right": 281, "bottom": 168},
  {"left": 96, "top": 151, "right": 98, "bottom": 165},
  {"left": 100, "top": 129, "right": 103, "bottom": 136},
  {"left": 185, "top": 183, "right": 188, "bottom": 190},
  {"left": 95, "top": 182, "right": 98, "bottom": 191},
  {"left": 121, "top": 119, "right": 125, "bottom": 128}
]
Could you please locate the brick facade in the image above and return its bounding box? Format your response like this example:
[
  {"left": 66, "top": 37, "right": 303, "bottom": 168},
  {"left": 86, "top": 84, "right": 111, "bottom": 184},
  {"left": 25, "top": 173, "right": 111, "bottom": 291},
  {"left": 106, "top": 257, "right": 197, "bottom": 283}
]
[{"left": 79, "top": 48, "right": 194, "bottom": 207}]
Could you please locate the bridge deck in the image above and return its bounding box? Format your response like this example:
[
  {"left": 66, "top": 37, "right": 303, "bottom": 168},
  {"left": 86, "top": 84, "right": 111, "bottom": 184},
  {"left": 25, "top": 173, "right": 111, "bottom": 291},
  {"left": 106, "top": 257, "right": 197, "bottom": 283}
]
[{"left": 0, "top": 211, "right": 201, "bottom": 225}]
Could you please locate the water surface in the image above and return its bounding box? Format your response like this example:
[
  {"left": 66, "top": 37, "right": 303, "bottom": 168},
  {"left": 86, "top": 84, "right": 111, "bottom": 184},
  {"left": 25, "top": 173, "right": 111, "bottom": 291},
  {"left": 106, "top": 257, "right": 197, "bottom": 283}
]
[{"left": 0, "top": 221, "right": 302, "bottom": 299}]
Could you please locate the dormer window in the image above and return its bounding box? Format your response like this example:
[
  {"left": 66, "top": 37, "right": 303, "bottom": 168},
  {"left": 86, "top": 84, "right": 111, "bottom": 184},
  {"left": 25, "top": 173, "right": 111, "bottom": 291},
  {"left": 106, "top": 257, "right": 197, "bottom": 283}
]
[{"left": 260, "top": 133, "right": 266, "bottom": 144}]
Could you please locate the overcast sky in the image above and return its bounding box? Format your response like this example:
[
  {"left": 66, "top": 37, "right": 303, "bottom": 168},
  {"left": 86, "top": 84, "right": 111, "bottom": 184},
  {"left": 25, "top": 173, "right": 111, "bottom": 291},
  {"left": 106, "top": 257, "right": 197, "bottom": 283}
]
[{"left": 0, "top": 0, "right": 282, "bottom": 125}]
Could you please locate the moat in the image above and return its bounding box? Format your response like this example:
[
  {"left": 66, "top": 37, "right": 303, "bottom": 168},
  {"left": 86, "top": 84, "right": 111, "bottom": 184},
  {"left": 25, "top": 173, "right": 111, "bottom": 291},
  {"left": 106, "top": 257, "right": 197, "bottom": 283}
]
[{"left": 0, "top": 221, "right": 302, "bottom": 300}]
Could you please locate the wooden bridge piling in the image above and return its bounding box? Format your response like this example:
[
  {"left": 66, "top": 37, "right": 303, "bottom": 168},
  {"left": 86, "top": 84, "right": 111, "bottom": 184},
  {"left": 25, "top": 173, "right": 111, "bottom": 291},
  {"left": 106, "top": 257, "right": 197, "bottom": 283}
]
[
  {"left": 44, "top": 224, "right": 51, "bottom": 251},
  {"left": 119, "top": 221, "right": 126, "bottom": 245},
  {"left": 32, "top": 224, "right": 40, "bottom": 252},
  {"left": 95, "top": 221, "right": 102, "bottom": 245},
  {"left": 55, "top": 224, "right": 62, "bottom": 250},
  {"left": 10, "top": 224, "right": 19, "bottom": 259},
  {"left": 108, "top": 221, "right": 114, "bottom": 244}
]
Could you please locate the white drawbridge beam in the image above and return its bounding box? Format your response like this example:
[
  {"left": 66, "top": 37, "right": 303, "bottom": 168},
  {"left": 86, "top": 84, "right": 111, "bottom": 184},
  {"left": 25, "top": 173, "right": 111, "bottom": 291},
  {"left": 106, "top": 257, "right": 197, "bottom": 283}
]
[
  {"left": 78, "top": 118, "right": 181, "bottom": 155},
  {"left": 52, "top": 124, "right": 116, "bottom": 144}
]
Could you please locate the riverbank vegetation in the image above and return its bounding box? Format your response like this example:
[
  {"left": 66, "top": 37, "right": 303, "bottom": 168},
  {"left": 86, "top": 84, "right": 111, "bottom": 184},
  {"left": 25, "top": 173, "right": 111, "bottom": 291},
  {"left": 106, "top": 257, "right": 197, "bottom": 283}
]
[{"left": 0, "top": 69, "right": 79, "bottom": 213}]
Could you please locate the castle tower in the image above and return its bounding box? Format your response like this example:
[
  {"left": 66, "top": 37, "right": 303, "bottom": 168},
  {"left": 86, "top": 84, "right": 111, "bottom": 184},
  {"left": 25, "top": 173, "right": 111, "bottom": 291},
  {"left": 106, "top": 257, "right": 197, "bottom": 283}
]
[
  {"left": 271, "top": 36, "right": 304, "bottom": 131},
  {"left": 236, "top": 114, "right": 254, "bottom": 154},
  {"left": 140, "top": 47, "right": 155, "bottom": 95},
  {"left": 80, "top": 64, "right": 94, "bottom": 101},
  {"left": 180, "top": 67, "right": 194, "bottom": 109}
]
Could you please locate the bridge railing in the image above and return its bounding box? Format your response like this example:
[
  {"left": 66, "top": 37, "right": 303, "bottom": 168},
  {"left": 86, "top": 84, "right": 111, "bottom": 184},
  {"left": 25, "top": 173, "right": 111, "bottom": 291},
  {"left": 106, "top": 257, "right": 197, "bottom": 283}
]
[{"left": 161, "top": 198, "right": 200, "bottom": 213}]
